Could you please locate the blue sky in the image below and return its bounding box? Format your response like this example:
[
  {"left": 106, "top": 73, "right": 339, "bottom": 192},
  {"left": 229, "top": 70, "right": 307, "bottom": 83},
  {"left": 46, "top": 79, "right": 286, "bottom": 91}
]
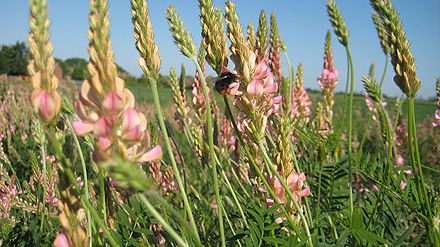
[{"left": 1, "top": 1, "right": 439, "bottom": 99}]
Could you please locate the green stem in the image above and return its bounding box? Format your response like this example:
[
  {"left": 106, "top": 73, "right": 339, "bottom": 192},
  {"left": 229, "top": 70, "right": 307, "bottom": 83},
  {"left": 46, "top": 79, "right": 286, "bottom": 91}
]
[
  {"left": 99, "top": 171, "right": 107, "bottom": 227},
  {"left": 138, "top": 194, "right": 188, "bottom": 247},
  {"left": 408, "top": 98, "right": 431, "bottom": 218},
  {"left": 223, "top": 96, "right": 304, "bottom": 239},
  {"left": 218, "top": 157, "right": 248, "bottom": 227},
  {"left": 346, "top": 47, "right": 355, "bottom": 215},
  {"left": 192, "top": 57, "right": 225, "bottom": 247},
  {"left": 39, "top": 134, "right": 47, "bottom": 234},
  {"left": 147, "top": 76, "right": 201, "bottom": 245},
  {"left": 47, "top": 127, "right": 118, "bottom": 246},
  {"left": 66, "top": 120, "right": 93, "bottom": 245},
  {"left": 379, "top": 55, "right": 388, "bottom": 88}
]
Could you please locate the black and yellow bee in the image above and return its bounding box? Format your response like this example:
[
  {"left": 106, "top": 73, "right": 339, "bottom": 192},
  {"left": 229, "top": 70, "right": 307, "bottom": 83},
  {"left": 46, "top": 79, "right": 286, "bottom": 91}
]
[{"left": 214, "top": 70, "right": 239, "bottom": 95}]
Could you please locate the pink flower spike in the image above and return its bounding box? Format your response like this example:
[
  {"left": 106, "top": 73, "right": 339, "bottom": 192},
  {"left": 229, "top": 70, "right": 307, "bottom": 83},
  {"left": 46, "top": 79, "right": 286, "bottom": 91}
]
[
  {"left": 54, "top": 232, "right": 71, "bottom": 247},
  {"left": 102, "top": 91, "right": 124, "bottom": 115},
  {"left": 72, "top": 121, "right": 94, "bottom": 136},
  {"left": 247, "top": 80, "right": 264, "bottom": 98},
  {"left": 139, "top": 145, "right": 163, "bottom": 162}
]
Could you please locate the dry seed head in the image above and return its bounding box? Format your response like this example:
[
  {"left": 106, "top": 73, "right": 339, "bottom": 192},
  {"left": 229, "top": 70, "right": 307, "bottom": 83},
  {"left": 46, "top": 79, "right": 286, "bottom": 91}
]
[
  {"left": 225, "top": 0, "right": 252, "bottom": 82},
  {"left": 296, "top": 63, "right": 303, "bottom": 88},
  {"left": 327, "top": 0, "right": 349, "bottom": 47},
  {"left": 88, "top": 0, "right": 119, "bottom": 92},
  {"left": 247, "top": 22, "right": 256, "bottom": 51},
  {"left": 370, "top": 0, "right": 420, "bottom": 97},
  {"left": 199, "top": 0, "right": 228, "bottom": 74},
  {"left": 169, "top": 67, "right": 187, "bottom": 121},
  {"left": 372, "top": 12, "right": 389, "bottom": 55},
  {"left": 131, "top": 0, "right": 161, "bottom": 79},
  {"left": 256, "top": 10, "right": 268, "bottom": 61},
  {"left": 269, "top": 12, "right": 282, "bottom": 81},
  {"left": 276, "top": 117, "right": 294, "bottom": 175},
  {"left": 167, "top": 5, "right": 197, "bottom": 58}
]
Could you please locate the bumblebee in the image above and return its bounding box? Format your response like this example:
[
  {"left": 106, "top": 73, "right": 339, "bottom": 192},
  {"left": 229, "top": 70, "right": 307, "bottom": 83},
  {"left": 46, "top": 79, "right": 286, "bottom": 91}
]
[{"left": 214, "top": 71, "right": 239, "bottom": 95}]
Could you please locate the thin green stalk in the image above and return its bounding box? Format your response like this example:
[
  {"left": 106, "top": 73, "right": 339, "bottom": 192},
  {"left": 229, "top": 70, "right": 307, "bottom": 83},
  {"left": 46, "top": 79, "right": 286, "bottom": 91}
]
[
  {"left": 147, "top": 76, "right": 201, "bottom": 245},
  {"left": 408, "top": 98, "right": 431, "bottom": 218},
  {"left": 66, "top": 120, "right": 93, "bottom": 245},
  {"left": 407, "top": 98, "right": 423, "bottom": 207},
  {"left": 223, "top": 96, "right": 304, "bottom": 239},
  {"left": 192, "top": 57, "right": 225, "bottom": 247},
  {"left": 346, "top": 47, "right": 355, "bottom": 215},
  {"left": 99, "top": 170, "right": 108, "bottom": 227},
  {"left": 379, "top": 55, "right": 388, "bottom": 88},
  {"left": 47, "top": 127, "right": 118, "bottom": 246},
  {"left": 257, "top": 141, "right": 313, "bottom": 247},
  {"left": 218, "top": 159, "right": 248, "bottom": 227},
  {"left": 138, "top": 194, "right": 188, "bottom": 247},
  {"left": 39, "top": 134, "right": 47, "bottom": 234}
]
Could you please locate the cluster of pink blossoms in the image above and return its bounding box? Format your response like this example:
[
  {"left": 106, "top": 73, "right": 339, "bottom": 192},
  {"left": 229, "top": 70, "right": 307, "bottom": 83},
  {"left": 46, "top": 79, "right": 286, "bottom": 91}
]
[
  {"left": 266, "top": 171, "right": 310, "bottom": 223},
  {"left": 227, "top": 53, "right": 281, "bottom": 137},
  {"left": 73, "top": 78, "right": 161, "bottom": 163}
]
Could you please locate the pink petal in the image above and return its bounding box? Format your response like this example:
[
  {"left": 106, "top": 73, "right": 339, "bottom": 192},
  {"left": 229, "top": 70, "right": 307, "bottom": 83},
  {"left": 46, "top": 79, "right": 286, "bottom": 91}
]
[
  {"left": 247, "top": 80, "right": 264, "bottom": 98},
  {"left": 72, "top": 121, "right": 94, "bottom": 136},
  {"left": 54, "top": 232, "right": 71, "bottom": 247},
  {"left": 264, "top": 82, "right": 278, "bottom": 94},
  {"left": 121, "top": 108, "right": 141, "bottom": 133},
  {"left": 93, "top": 117, "right": 111, "bottom": 137},
  {"left": 139, "top": 145, "right": 162, "bottom": 162},
  {"left": 253, "top": 59, "right": 269, "bottom": 80},
  {"left": 102, "top": 91, "right": 124, "bottom": 115},
  {"left": 31, "top": 90, "right": 57, "bottom": 121},
  {"left": 98, "top": 137, "right": 112, "bottom": 150}
]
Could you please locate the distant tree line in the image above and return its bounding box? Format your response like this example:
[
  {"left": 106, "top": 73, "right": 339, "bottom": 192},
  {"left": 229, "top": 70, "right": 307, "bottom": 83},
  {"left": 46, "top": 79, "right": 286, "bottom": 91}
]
[
  {"left": 0, "top": 42, "right": 30, "bottom": 76},
  {"left": 0, "top": 42, "right": 132, "bottom": 80}
]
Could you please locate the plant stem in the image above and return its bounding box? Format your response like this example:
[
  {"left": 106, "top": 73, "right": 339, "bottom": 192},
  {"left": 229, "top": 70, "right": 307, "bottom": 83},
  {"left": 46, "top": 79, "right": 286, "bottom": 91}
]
[
  {"left": 138, "top": 194, "right": 188, "bottom": 247},
  {"left": 408, "top": 97, "right": 431, "bottom": 218},
  {"left": 47, "top": 127, "right": 118, "bottom": 246},
  {"left": 223, "top": 96, "right": 304, "bottom": 239},
  {"left": 39, "top": 133, "right": 47, "bottom": 234},
  {"left": 99, "top": 170, "right": 107, "bottom": 227},
  {"left": 379, "top": 55, "right": 388, "bottom": 88},
  {"left": 192, "top": 57, "right": 225, "bottom": 247},
  {"left": 346, "top": 47, "right": 355, "bottom": 215},
  {"left": 147, "top": 76, "right": 201, "bottom": 245},
  {"left": 66, "top": 119, "right": 93, "bottom": 245}
]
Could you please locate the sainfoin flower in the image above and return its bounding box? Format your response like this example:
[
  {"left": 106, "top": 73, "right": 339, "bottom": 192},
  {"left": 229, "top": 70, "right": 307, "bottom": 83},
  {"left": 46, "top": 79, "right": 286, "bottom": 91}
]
[
  {"left": 318, "top": 31, "right": 338, "bottom": 133},
  {"left": 73, "top": 0, "right": 160, "bottom": 163},
  {"left": 54, "top": 232, "right": 71, "bottom": 247},
  {"left": 28, "top": 0, "right": 61, "bottom": 122},
  {"left": 291, "top": 64, "right": 312, "bottom": 123},
  {"left": 266, "top": 170, "right": 310, "bottom": 223}
]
